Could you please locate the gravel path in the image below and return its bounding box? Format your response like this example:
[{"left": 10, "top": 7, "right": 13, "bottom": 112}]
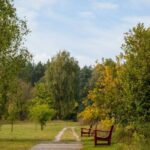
[
  {"left": 30, "top": 143, "right": 82, "bottom": 150},
  {"left": 30, "top": 127, "right": 82, "bottom": 150}
]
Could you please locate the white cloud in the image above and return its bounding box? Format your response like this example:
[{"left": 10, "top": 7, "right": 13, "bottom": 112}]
[
  {"left": 26, "top": 23, "right": 125, "bottom": 67},
  {"left": 14, "top": 0, "right": 61, "bottom": 30},
  {"left": 14, "top": 0, "right": 125, "bottom": 67},
  {"left": 94, "top": 2, "right": 119, "bottom": 10}
]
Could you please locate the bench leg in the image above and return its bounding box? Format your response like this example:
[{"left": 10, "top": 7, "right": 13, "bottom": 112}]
[
  {"left": 108, "top": 139, "right": 111, "bottom": 145},
  {"left": 94, "top": 138, "right": 97, "bottom": 146}
]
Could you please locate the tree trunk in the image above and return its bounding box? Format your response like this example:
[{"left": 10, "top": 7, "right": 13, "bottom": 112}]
[
  {"left": 11, "top": 120, "right": 14, "bottom": 132},
  {"left": 41, "top": 123, "right": 44, "bottom": 130},
  {"left": 95, "top": 122, "right": 98, "bottom": 130}
]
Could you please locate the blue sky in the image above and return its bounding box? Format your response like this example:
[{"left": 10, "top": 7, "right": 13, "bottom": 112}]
[{"left": 14, "top": 0, "right": 150, "bottom": 67}]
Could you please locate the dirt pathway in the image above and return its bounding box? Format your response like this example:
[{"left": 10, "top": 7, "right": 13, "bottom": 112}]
[
  {"left": 30, "top": 142, "right": 82, "bottom": 150},
  {"left": 54, "top": 127, "right": 67, "bottom": 142},
  {"left": 71, "top": 127, "right": 80, "bottom": 142},
  {"left": 30, "top": 127, "right": 82, "bottom": 150}
]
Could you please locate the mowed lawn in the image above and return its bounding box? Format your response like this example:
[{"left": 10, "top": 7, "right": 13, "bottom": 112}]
[
  {"left": 0, "top": 121, "right": 78, "bottom": 150},
  {"left": 81, "top": 137, "right": 118, "bottom": 150},
  {"left": 57, "top": 124, "right": 118, "bottom": 150},
  {"left": 0, "top": 121, "right": 118, "bottom": 150}
]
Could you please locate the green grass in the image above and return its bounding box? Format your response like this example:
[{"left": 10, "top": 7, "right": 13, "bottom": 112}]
[
  {"left": 2, "top": 121, "right": 147, "bottom": 150},
  {"left": 81, "top": 137, "right": 118, "bottom": 150},
  {"left": 0, "top": 141, "right": 34, "bottom": 150},
  {"left": 0, "top": 121, "right": 78, "bottom": 150},
  {"left": 79, "top": 124, "right": 150, "bottom": 150},
  {"left": 77, "top": 125, "right": 119, "bottom": 150}
]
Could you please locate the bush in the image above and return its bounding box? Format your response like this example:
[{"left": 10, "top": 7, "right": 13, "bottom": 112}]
[
  {"left": 115, "top": 123, "right": 150, "bottom": 150},
  {"left": 30, "top": 104, "right": 55, "bottom": 130}
]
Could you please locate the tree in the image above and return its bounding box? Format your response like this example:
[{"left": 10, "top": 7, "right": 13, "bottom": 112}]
[
  {"left": 79, "top": 66, "right": 92, "bottom": 99},
  {"left": 121, "top": 23, "right": 150, "bottom": 123},
  {"left": 18, "top": 62, "right": 34, "bottom": 84},
  {"left": 0, "top": 0, "right": 31, "bottom": 119},
  {"left": 45, "top": 51, "right": 80, "bottom": 119},
  {"left": 16, "top": 80, "right": 33, "bottom": 120},
  {"left": 8, "top": 101, "right": 18, "bottom": 132},
  {"left": 78, "top": 105, "right": 100, "bottom": 128},
  {"left": 30, "top": 104, "right": 55, "bottom": 130},
  {"left": 19, "top": 61, "right": 45, "bottom": 86},
  {"left": 31, "top": 82, "right": 52, "bottom": 106},
  {"left": 79, "top": 58, "right": 124, "bottom": 125},
  {"left": 33, "top": 62, "right": 45, "bottom": 85},
  {"left": 78, "top": 66, "right": 92, "bottom": 112}
]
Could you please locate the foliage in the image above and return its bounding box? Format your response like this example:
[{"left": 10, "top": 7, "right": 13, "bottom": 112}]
[
  {"left": 0, "top": 0, "right": 31, "bottom": 119},
  {"left": 120, "top": 23, "right": 150, "bottom": 123},
  {"left": 30, "top": 104, "right": 55, "bottom": 130},
  {"left": 16, "top": 80, "right": 32, "bottom": 120},
  {"left": 19, "top": 61, "right": 45, "bottom": 86},
  {"left": 45, "top": 50, "right": 80, "bottom": 119},
  {"left": 79, "top": 59, "right": 122, "bottom": 125},
  {"left": 6, "top": 79, "right": 32, "bottom": 130},
  {"left": 78, "top": 66, "right": 92, "bottom": 112},
  {"left": 99, "top": 118, "right": 115, "bottom": 129},
  {"left": 78, "top": 105, "right": 100, "bottom": 127},
  {"left": 32, "top": 82, "right": 52, "bottom": 106},
  {"left": 80, "top": 24, "right": 150, "bottom": 128}
]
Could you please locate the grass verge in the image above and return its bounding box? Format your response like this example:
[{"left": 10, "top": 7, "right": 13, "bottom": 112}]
[{"left": 0, "top": 121, "right": 77, "bottom": 150}]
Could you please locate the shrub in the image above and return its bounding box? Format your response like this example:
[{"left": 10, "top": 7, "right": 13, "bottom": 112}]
[{"left": 30, "top": 104, "right": 55, "bottom": 130}]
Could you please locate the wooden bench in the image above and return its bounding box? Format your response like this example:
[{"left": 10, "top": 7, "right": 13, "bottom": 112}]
[
  {"left": 81, "top": 126, "right": 93, "bottom": 137},
  {"left": 94, "top": 125, "right": 114, "bottom": 145}
]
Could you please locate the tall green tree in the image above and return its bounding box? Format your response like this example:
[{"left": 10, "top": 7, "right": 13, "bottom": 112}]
[
  {"left": 78, "top": 66, "right": 92, "bottom": 112},
  {"left": 121, "top": 23, "right": 150, "bottom": 122},
  {"left": 33, "top": 62, "right": 45, "bottom": 84},
  {"left": 0, "top": 0, "right": 31, "bottom": 118},
  {"left": 31, "top": 82, "right": 52, "bottom": 106},
  {"left": 79, "top": 66, "right": 92, "bottom": 100},
  {"left": 19, "top": 61, "right": 45, "bottom": 86},
  {"left": 45, "top": 51, "right": 80, "bottom": 119}
]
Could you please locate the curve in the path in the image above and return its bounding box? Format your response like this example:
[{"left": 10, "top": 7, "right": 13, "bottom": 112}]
[{"left": 54, "top": 127, "right": 67, "bottom": 142}]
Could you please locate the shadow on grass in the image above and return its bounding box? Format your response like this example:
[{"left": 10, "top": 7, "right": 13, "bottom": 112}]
[{"left": 81, "top": 137, "right": 118, "bottom": 150}]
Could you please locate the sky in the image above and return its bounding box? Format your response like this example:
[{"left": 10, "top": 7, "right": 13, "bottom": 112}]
[{"left": 14, "top": 0, "right": 150, "bottom": 67}]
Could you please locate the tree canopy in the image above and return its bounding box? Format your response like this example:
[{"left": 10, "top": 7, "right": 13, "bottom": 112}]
[
  {"left": 45, "top": 51, "right": 80, "bottom": 119},
  {"left": 0, "top": 0, "right": 31, "bottom": 119}
]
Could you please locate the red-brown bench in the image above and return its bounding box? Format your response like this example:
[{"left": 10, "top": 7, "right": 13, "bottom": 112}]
[
  {"left": 81, "top": 126, "right": 93, "bottom": 137},
  {"left": 94, "top": 125, "right": 114, "bottom": 145}
]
